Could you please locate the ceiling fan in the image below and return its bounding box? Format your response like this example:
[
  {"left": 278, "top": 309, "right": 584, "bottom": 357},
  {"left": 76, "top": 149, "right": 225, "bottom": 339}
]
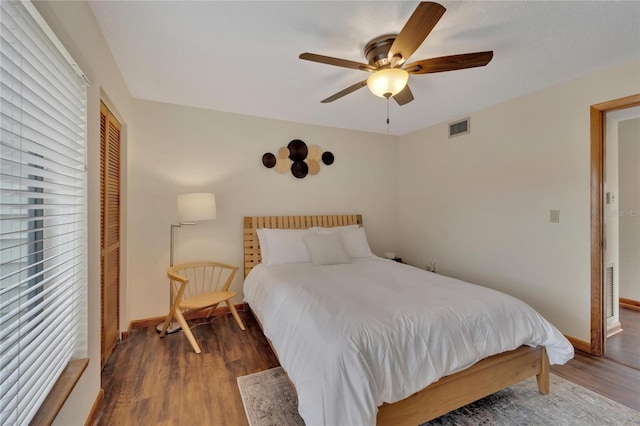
[{"left": 299, "top": 1, "right": 494, "bottom": 106}]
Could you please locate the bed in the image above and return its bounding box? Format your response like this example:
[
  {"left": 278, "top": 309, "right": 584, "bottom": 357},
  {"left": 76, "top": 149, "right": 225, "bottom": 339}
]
[{"left": 242, "top": 215, "right": 573, "bottom": 426}]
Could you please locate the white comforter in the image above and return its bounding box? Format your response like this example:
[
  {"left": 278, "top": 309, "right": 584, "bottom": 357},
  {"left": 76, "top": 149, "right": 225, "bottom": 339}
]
[{"left": 243, "top": 257, "right": 574, "bottom": 426}]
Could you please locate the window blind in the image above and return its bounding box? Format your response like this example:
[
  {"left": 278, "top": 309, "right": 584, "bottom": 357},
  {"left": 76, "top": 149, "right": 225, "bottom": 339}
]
[{"left": 0, "top": 1, "right": 88, "bottom": 424}]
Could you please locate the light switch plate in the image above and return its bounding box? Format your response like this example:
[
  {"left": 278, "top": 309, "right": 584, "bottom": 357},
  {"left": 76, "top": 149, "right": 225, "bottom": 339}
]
[{"left": 550, "top": 210, "right": 560, "bottom": 223}]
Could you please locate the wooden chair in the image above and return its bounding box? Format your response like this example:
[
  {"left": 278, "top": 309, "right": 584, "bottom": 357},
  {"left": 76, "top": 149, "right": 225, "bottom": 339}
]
[{"left": 159, "top": 261, "right": 246, "bottom": 353}]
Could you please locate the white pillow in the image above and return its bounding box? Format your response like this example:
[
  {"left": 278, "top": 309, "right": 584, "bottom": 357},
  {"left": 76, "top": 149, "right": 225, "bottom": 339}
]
[
  {"left": 310, "top": 224, "right": 359, "bottom": 233},
  {"left": 303, "top": 233, "right": 351, "bottom": 266},
  {"left": 340, "top": 227, "right": 373, "bottom": 258},
  {"left": 256, "top": 228, "right": 270, "bottom": 264},
  {"left": 256, "top": 228, "right": 313, "bottom": 266}
]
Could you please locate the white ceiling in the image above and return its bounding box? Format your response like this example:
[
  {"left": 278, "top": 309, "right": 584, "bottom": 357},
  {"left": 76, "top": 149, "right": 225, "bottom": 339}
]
[{"left": 88, "top": 1, "right": 640, "bottom": 136}]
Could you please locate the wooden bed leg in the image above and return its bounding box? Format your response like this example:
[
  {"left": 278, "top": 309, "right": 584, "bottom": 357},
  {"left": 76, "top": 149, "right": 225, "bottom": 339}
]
[{"left": 536, "top": 347, "right": 550, "bottom": 395}]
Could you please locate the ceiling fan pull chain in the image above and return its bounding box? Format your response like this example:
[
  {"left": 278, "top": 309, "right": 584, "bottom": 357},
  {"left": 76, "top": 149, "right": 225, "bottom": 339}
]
[{"left": 386, "top": 97, "right": 390, "bottom": 134}]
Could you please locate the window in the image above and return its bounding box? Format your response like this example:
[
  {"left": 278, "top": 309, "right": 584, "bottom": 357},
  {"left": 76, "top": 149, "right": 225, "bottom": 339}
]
[{"left": 0, "top": 1, "right": 88, "bottom": 424}]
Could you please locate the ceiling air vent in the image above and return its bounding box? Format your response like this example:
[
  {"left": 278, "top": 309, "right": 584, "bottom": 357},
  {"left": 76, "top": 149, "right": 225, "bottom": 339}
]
[{"left": 449, "top": 117, "right": 470, "bottom": 138}]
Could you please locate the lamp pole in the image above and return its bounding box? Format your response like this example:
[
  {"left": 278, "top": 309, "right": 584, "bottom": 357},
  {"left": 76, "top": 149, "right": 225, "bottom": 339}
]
[
  {"left": 157, "top": 193, "right": 216, "bottom": 334},
  {"left": 156, "top": 222, "right": 194, "bottom": 334}
]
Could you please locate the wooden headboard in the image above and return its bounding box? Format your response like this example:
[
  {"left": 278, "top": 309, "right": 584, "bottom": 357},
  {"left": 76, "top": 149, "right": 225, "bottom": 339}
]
[{"left": 243, "top": 215, "right": 363, "bottom": 277}]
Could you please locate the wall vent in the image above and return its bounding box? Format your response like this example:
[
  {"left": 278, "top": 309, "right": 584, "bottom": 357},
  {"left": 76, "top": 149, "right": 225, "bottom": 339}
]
[
  {"left": 605, "top": 264, "right": 614, "bottom": 319},
  {"left": 449, "top": 117, "right": 470, "bottom": 138}
]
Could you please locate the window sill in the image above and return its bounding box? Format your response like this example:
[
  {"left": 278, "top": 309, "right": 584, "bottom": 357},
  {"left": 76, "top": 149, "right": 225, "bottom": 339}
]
[{"left": 30, "top": 358, "right": 89, "bottom": 425}]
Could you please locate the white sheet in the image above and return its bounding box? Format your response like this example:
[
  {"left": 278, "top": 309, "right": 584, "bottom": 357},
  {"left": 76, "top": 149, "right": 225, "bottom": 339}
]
[{"left": 243, "top": 257, "right": 574, "bottom": 426}]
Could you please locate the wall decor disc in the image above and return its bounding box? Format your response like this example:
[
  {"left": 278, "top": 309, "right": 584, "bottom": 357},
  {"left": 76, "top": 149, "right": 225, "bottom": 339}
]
[
  {"left": 262, "top": 152, "right": 276, "bottom": 168},
  {"left": 307, "top": 159, "right": 320, "bottom": 175},
  {"left": 307, "top": 145, "right": 322, "bottom": 161},
  {"left": 278, "top": 147, "right": 289, "bottom": 158},
  {"left": 275, "top": 157, "right": 291, "bottom": 174},
  {"left": 288, "top": 139, "right": 308, "bottom": 161},
  {"left": 291, "top": 160, "right": 309, "bottom": 178},
  {"left": 322, "top": 151, "right": 335, "bottom": 165}
]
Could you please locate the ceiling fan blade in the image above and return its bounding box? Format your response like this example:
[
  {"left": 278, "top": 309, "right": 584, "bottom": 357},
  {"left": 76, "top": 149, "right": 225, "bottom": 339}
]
[
  {"left": 321, "top": 80, "right": 368, "bottom": 103},
  {"left": 388, "top": 2, "right": 446, "bottom": 65},
  {"left": 405, "top": 51, "right": 494, "bottom": 74},
  {"left": 300, "top": 53, "right": 375, "bottom": 72},
  {"left": 393, "top": 85, "right": 414, "bottom": 106}
]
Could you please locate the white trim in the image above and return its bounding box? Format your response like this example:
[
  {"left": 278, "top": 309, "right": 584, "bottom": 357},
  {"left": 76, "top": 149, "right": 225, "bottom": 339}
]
[{"left": 21, "top": 0, "right": 90, "bottom": 85}]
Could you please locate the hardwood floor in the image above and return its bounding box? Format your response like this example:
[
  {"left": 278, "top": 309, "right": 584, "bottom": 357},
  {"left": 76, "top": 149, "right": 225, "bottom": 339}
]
[
  {"left": 96, "top": 312, "right": 279, "bottom": 425},
  {"left": 606, "top": 307, "right": 640, "bottom": 370},
  {"left": 548, "top": 307, "right": 640, "bottom": 412},
  {"left": 96, "top": 311, "right": 640, "bottom": 425},
  {"left": 551, "top": 352, "right": 640, "bottom": 412}
]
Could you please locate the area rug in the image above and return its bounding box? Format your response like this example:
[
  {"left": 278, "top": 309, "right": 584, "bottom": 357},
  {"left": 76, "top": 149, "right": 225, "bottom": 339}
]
[{"left": 237, "top": 367, "right": 640, "bottom": 426}]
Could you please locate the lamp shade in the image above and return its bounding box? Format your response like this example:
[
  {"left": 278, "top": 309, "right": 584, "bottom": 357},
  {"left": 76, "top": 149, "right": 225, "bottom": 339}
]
[
  {"left": 177, "top": 193, "right": 216, "bottom": 222},
  {"left": 367, "top": 68, "right": 409, "bottom": 98}
]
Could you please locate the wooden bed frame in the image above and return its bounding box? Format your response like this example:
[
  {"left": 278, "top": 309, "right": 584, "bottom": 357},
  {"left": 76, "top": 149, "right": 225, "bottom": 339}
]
[{"left": 243, "top": 215, "right": 550, "bottom": 426}]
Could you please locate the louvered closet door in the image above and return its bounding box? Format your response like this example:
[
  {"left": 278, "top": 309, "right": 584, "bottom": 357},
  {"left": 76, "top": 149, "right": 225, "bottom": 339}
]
[{"left": 100, "top": 101, "right": 121, "bottom": 368}]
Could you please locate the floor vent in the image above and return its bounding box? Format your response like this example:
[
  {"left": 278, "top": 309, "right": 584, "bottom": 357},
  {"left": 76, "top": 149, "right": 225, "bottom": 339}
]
[
  {"left": 606, "top": 264, "right": 614, "bottom": 319},
  {"left": 449, "top": 117, "right": 470, "bottom": 138}
]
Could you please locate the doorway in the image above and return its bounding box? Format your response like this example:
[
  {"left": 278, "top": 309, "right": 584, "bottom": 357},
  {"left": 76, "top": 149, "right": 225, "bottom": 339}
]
[
  {"left": 602, "top": 106, "right": 640, "bottom": 370},
  {"left": 100, "top": 101, "right": 122, "bottom": 368},
  {"left": 590, "top": 94, "right": 640, "bottom": 357}
]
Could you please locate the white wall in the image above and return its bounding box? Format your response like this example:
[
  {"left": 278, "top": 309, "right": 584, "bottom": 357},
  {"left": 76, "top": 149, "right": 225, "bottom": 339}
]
[
  {"left": 619, "top": 117, "right": 640, "bottom": 301},
  {"left": 32, "top": 1, "right": 134, "bottom": 424},
  {"left": 128, "top": 100, "right": 398, "bottom": 320},
  {"left": 398, "top": 60, "right": 640, "bottom": 342}
]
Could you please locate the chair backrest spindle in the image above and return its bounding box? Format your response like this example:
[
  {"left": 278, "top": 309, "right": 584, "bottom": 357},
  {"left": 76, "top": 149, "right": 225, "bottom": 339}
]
[{"left": 168, "top": 261, "right": 238, "bottom": 304}]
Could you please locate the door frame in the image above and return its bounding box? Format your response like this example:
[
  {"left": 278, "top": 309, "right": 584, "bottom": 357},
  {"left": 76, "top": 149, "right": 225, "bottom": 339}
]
[{"left": 590, "top": 93, "right": 640, "bottom": 355}]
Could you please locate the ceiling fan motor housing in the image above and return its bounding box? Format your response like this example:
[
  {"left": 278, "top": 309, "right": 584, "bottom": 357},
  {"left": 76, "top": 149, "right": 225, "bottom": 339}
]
[{"left": 364, "top": 34, "right": 398, "bottom": 68}]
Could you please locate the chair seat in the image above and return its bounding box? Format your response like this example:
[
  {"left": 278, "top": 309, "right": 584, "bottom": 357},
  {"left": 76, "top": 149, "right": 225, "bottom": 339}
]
[{"left": 181, "top": 290, "right": 236, "bottom": 311}]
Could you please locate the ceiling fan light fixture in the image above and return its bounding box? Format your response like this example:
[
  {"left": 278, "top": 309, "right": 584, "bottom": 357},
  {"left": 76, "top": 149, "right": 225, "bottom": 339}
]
[{"left": 366, "top": 68, "right": 409, "bottom": 98}]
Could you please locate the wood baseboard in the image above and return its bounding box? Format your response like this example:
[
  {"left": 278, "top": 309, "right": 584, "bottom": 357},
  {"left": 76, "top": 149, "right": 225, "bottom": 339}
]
[
  {"left": 620, "top": 298, "right": 640, "bottom": 312},
  {"left": 85, "top": 388, "right": 104, "bottom": 426},
  {"left": 128, "top": 303, "right": 247, "bottom": 330},
  {"left": 606, "top": 321, "right": 623, "bottom": 338},
  {"left": 564, "top": 335, "right": 591, "bottom": 353}
]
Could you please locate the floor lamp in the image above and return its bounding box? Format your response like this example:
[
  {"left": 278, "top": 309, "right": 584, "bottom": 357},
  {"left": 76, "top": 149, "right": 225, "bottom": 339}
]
[{"left": 157, "top": 192, "right": 217, "bottom": 334}]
